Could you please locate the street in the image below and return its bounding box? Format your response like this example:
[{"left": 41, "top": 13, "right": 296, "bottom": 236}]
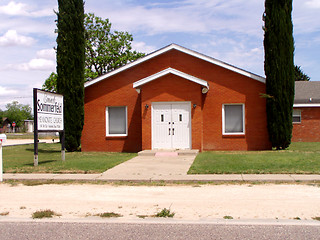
[{"left": 1, "top": 221, "right": 320, "bottom": 240}]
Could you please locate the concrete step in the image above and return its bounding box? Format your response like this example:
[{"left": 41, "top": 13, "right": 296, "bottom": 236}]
[{"left": 138, "top": 149, "right": 199, "bottom": 156}]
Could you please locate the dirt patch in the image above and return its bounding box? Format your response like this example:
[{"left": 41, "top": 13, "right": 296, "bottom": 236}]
[{"left": 0, "top": 183, "right": 319, "bottom": 220}]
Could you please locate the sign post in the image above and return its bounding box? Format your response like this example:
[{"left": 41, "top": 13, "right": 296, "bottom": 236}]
[
  {"left": 33, "top": 89, "right": 64, "bottom": 166},
  {"left": 0, "top": 134, "right": 7, "bottom": 182},
  {"left": 0, "top": 140, "right": 2, "bottom": 182},
  {"left": 12, "top": 122, "right": 16, "bottom": 133}
]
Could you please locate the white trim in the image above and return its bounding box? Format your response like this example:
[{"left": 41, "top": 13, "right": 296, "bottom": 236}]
[
  {"left": 105, "top": 106, "right": 128, "bottom": 137},
  {"left": 85, "top": 44, "right": 265, "bottom": 88},
  {"left": 133, "top": 68, "right": 209, "bottom": 89},
  {"left": 292, "top": 109, "right": 301, "bottom": 124},
  {"left": 293, "top": 104, "right": 320, "bottom": 108},
  {"left": 222, "top": 104, "right": 245, "bottom": 135}
]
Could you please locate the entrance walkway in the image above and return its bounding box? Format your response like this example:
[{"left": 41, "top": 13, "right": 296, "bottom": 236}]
[{"left": 99, "top": 150, "right": 198, "bottom": 181}]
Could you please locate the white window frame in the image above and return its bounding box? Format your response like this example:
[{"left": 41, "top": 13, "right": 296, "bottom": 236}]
[
  {"left": 106, "top": 106, "right": 128, "bottom": 137},
  {"left": 292, "top": 109, "right": 301, "bottom": 124},
  {"left": 222, "top": 104, "right": 245, "bottom": 135}
]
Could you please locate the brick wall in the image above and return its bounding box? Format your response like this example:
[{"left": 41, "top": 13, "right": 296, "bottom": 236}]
[
  {"left": 82, "top": 49, "right": 271, "bottom": 152},
  {"left": 292, "top": 107, "right": 320, "bottom": 142}
]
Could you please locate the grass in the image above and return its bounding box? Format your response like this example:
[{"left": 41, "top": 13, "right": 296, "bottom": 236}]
[
  {"left": 85, "top": 212, "right": 123, "bottom": 218},
  {"left": 97, "top": 212, "right": 122, "bottom": 218},
  {"left": 154, "top": 208, "right": 175, "bottom": 218},
  {"left": 3, "top": 143, "right": 136, "bottom": 174},
  {"left": 0, "top": 211, "right": 9, "bottom": 216},
  {"left": 32, "top": 209, "right": 61, "bottom": 219},
  {"left": 188, "top": 142, "right": 320, "bottom": 174},
  {"left": 136, "top": 208, "right": 175, "bottom": 219},
  {"left": 223, "top": 215, "right": 233, "bottom": 219}
]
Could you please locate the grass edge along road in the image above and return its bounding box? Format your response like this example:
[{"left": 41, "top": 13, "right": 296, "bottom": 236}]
[
  {"left": 3, "top": 143, "right": 136, "bottom": 174},
  {"left": 2, "top": 142, "right": 320, "bottom": 175},
  {"left": 188, "top": 142, "right": 320, "bottom": 174}
]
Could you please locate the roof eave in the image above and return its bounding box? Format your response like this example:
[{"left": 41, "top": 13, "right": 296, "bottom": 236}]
[
  {"left": 133, "top": 67, "right": 209, "bottom": 89},
  {"left": 84, "top": 43, "right": 265, "bottom": 88}
]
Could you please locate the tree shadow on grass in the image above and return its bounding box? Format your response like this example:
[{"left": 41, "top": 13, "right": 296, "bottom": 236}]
[
  {"left": 25, "top": 148, "right": 61, "bottom": 154},
  {"left": 24, "top": 160, "right": 58, "bottom": 166}
]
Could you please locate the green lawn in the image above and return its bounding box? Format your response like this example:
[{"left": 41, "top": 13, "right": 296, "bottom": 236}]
[
  {"left": 188, "top": 142, "right": 320, "bottom": 174},
  {"left": 3, "top": 143, "right": 136, "bottom": 174}
]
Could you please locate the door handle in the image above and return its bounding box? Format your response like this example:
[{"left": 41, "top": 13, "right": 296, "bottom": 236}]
[
  {"left": 169, "top": 128, "right": 171, "bottom": 135},
  {"left": 172, "top": 128, "right": 174, "bottom": 135}
]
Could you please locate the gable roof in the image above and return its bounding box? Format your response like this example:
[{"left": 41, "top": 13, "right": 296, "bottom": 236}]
[
  {"left": 84, "top": 44, "right": 265, "bottom": 88},
  {"left": 294, "top": 81, "right": 320, "bottom": 107},
  {"left": 133, "top": 67, "right": 209, "bottom": 89}
]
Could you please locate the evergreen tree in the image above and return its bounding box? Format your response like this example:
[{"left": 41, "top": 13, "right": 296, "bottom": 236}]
[
  {"left": 56, "top": 0, "right": 85, "bottom": 151},
  {"left": 263, "top": 0, "right": 295, "bottom": 150},
  {"left": 294, "top": 65, "right": 310, "bottom": 81}
]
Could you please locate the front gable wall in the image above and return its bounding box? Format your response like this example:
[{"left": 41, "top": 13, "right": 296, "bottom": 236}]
[{"left": 82, "top": 47, "right": 271, "bottom": 152}]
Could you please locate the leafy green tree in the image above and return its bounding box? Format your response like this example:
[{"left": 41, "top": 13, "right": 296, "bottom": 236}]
[
  {"left": 4, "top": 101, "right": 33, "bottom": 128},
  {"left": 56, "top": 0, "right": 85, "bottom": 152},
  {"left": 294, "top": 65, "right": 310, "bottom": 81},
  {"left": 84, "top": 13, "right": 145, "bottom": 80},
  {"left": 43, "top": 13, "right": 144, "bottom": 92},
  {"left": 0, "top": 109, "right": 4, "bottom": 126},
  {"left": 42, "top": 72, "right": 57, "bottom": 92},
  {"left": 263, "top": 0, "right": 295, "bottom": 150}
]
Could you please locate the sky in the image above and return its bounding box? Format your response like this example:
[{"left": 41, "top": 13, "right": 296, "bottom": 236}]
[{"left": 0, "top": 0, "right": 319, "bottom": 110}]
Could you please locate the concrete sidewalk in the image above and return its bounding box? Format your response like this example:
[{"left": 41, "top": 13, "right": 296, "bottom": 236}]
[
  {"left": 3, "top": 172, "right": 320, "bottom": 182},
  {"left": 2, "top": 139, "right": 56, "bottom": 146}
]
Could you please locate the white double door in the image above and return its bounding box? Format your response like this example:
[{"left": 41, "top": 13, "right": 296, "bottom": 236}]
[{"left": 152, "top": 102, "right": 191, "bottom": 149}]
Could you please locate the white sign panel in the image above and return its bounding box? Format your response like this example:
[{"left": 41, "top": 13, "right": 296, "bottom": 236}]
[{"left": 36, "top": 90, "right": 64, "bottom": 131}]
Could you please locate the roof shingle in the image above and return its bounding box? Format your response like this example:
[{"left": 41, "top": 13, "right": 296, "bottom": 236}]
[{"left": 295, "top": 81, "right": 320, "bottom": 104}]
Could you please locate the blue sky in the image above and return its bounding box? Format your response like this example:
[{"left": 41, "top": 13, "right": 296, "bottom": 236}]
[{"left": 0, "top": 0, "right": 319, "bottom": 109}]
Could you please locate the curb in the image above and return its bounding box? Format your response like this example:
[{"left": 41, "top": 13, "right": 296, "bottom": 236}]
[{"left": 2, "top": 173, "right": 320, "bottom": 183}]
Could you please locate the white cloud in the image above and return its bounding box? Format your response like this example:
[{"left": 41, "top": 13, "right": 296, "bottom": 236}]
[
  {"left": 0, "top": 1, "right": 53, "bottom": 17},
  {"left": 0, "top": 30, "right": 35, "bottom": 46},
  {"left": 27, "top": 58, "right": 55, "bottom": 70},
  {"left": 0, "top": 1, "right": 28, "bottom": 16},
  {"left": 306, "top": 0, "right": 320, "bottom": 8},
  {"left": 0, "top": 86, "right": 18, "bottom": 96},
  {"left": 221, "top": 46, "right": 264, "bottom": 76},
  {"left": 293, "top": 1, "right": 320, "bottom": 34},
  {"left": 132, "top": 41, "right": 156, "bottom": 54},
  {"left": 6, "top": 58, "right": 55, "bottom": 71},
  {"left": 36, "top": 48, "right": 56, "bottom": 60},
  {"left": 90, "top": 0, "right": 264, "bottom": 37}
]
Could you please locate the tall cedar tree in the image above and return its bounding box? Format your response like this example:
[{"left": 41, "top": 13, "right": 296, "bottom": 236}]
[
  {"left": 294, "top": 65, "right": 310, "bottom": 81},
  {"left": 56, "top": 0, "right": 85, "bottom": 151},
  {"left": 264, "top": 0, "right": 295, "bottom": 150}
]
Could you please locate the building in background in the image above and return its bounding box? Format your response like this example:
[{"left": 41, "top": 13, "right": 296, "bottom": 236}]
[{"left": 292, "top": 81, "right": 320, "bottom": 142}]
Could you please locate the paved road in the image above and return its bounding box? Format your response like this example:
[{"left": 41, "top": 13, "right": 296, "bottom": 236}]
[{"left": 0, "top": 222, "right": 320, "bottom": 240}]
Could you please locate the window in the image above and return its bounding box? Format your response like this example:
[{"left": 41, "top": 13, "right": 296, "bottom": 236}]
[
  {"left": 223, "top": 104, "right": 245, "bottom": 134},
  {"left": 106, "top": 106, "right": 127, "bottom": 136},
  {"left": 292, "top": 109, "right": 301, "bottom": 123}
]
